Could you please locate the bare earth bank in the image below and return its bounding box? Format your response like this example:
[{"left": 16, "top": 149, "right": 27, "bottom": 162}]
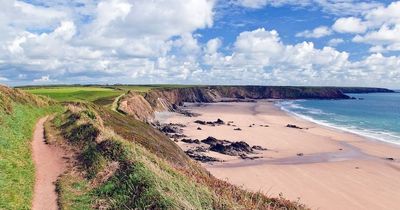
[{"left": 157, "top": 101, "right": 400, "bottom": 210}]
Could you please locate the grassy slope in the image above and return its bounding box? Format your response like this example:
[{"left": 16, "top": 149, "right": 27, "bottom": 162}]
[
  {"left": 0, "top": 86, "right": 62, "bottom": 209},
  {"left": 19, "top": 85, "right": 198, "bottom": 102},
  {"left": 48, "top": 103, "right": 305, "bottom": 210},
  {"left": 21, "top": 87, "right": 124, "bottom": 102},
  {"left": 2, "top": 85, "right": 305, "bottom": 209}
]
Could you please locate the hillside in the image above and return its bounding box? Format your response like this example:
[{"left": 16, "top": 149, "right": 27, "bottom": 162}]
[
  {"left": 46, "top": 102, "right": 305, "bottom": 209},
  {"left": 4, "top": 84, "right": 393, "bottom": 209},
  {"left": 0, "top": 85, "right": 306, "bottom": 209},
  {"left": 0, "top": 85, "right": 62, "bottom": 209}
]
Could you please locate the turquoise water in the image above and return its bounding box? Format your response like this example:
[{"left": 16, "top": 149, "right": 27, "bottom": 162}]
[{"left": 277, "top": 92, "right": 400, "bottom": 145}]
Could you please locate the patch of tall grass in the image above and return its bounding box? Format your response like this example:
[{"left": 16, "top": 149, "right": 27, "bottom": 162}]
[{"left": 0, "top": 104, "right": 62, "bottom": 209}]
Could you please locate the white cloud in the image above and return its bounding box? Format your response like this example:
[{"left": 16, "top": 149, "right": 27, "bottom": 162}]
[
  {"left": 0, "top": 0, "right": 399, "bottom": 87},
  {"left": 329, "top": 1, "right": 400, "bottom": 52},
  {"left": 205, "top": 38, "right": 222, "bottom": 54},
  {"left": 328, "top": 38, "right": 344, "bottom": 47},
  {"left": 296, "top": 26, "right": 332, "bottom": 38},
  {"left": 235, "top": 0, "right": 382, "bottom": 16},
  {"left": 353, "top": 24, "right": 400, "bottom": 45},
  {"left": 332, "top": 17, "right": 367, "bottom": 33},
  {"left": 202, "top": 27, "right": 400, "bottom": 87},
  {"left": 364, "top": 1, "right": 400, "bottom": 28},
  {"left": 33, "top": 75, "right": 51, "bottom": 82},
  {"left": 0, "top": 0, "right": 215, "bottom": 84},
  {"left": 236, "top": 0, "right": 268, "bottom": 8}
]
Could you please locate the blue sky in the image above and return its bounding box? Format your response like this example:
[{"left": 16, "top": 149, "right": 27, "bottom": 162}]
[{"left": 0, "top": 0, "right": 400, "bottom": 88}]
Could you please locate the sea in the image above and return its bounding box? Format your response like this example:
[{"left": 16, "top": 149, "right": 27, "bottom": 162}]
[{"left": 276, "top": 92, "right": 400, "bottom": 145}]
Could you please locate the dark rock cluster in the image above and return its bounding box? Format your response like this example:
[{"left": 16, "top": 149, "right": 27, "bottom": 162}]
[
  {"left": 194, "top": 118, "right": 225, "bottom": 126},
  {"left": 286, "top": 124, "right": 303, "bottom": 129},
  {"left": 181, "top": 138, "right": 200, "bottom": 144},
  {"left": 185, "top": 149, "right": 219, "bottom": 162}
]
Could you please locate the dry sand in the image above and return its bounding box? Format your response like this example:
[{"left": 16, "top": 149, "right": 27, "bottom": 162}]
[
  {"left": 32, "top": 117, "right": 66, "bottom": 210},
  {"left": 157, "top": 101, "right": 400, "bottom": 210}
]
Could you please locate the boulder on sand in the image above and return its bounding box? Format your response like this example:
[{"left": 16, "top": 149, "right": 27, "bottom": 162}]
[{"left": 210, "top": 141, "right": 253, "bottom": 156}]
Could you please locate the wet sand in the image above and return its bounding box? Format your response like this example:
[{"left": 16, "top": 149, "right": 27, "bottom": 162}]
[{"left": 157, "top": 101, "right": 400, "bottom": 210}]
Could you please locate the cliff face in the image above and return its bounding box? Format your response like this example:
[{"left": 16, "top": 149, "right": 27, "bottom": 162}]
[
  {"left": 118, "top": 92, "right": 155, "bottom": 121},
  {"left": 338, "top": 87, "right": 395, "bottom": 93},
  {"left": 118, "top": 86, "right": 396, "bottom": 121},
  {"left": 118, "top": 86, "right": 353, "bottom": 121}
]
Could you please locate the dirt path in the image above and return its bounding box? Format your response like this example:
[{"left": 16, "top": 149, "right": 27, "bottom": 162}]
[{"left": 32, "top": 117, "right": 66, "bottom": 210}]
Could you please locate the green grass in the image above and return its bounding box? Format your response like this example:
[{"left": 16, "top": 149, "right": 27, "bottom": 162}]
[
  {"left": 112, "top": 84, "right": 198, "bottom": 92},
  {"left": 52, "top": 105, "right": 215, "bottom": 209},
  {"left": 51, "top": 104, "right": 306, "bottom": 210},
  {"left": 0, "top": 104, "right": 62, "bottom": 210},
  {"left": 19, "top": 84, "right": 200, "bottom": 102},
  {"left": 21, "top": 87, "right": 124, "bottom": 103}
]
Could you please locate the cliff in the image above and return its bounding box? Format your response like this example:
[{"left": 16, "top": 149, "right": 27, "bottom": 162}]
[
  {"left": 118, "top": 86, "right": 395, "bottom": 122},
  {"left": 118, "top": 86, "right": 353, "bottom": 121},
  {"left": 337, "top": 87, "right": 394, "bottom": 93}
]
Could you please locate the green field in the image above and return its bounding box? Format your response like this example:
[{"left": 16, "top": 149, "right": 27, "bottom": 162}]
[
  {"left": 21, "top": 87, "right": 124, "bottom": 102},
  {"left": 19, "top": 85, "right": 197, "bottom": 104}
]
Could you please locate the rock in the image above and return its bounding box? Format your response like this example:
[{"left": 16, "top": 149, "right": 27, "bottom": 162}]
[
  {"left": 191, "top": 146, "right": 208, "bottom": 153},
  {"left": 181, "top": 138, "right": 201, "bottom": 144},
  {"left": 185, "top": 150, "right": 219, "bottom": 162},
  {"left": 287, "top": 124, "right": 303, "bottom": 129},
  {"left": 160, "top": 124, "right": 182, "bottom": 133},
  {"left": 168, "top": 123, "right": 186, "bottom": 127},
  {"left": 194, "top": 120, "right": 206, "bottom": 125},
  {"left": 173, "top": 138, "right": 179, "bottom": 142},
  {"left": 201, "top": 136, "right": 230, "bottom": 146},
  {"left": 385, "top": 157, "right": 395, "bottom": 161},
  {"left": 195, "top": 119, "right": 224, "bottom": 126},
  {"left": 231, "top": 141, "right": 253, "bottom": 153},
  {"left": 197, "top": 127, "right": 202, "bottom": 130},
  {"left": 297, "top": 153, "right": 304, "bottom": 156},
  {"left": 210, "top": 141, "right": 253, "bottom": 156},
  {"left": 215, "top": 118, "right": 224, "bottom": 125},
  {"left": 168, "top": 133, "right": 186, "bottom": 139},
  {"left": 207, "top": 122, "right": 216, "bottom": 126},
  {"left": 252, "top": 145, "right": 267, "bottom": 151},
  {"left": 239, "top": 154, "right": 261, "bottom": 160},
  {"left": 234, "top": 128, "right": 242, "bottom": 131}
]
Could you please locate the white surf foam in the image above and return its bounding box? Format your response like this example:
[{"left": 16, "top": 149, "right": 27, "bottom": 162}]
[{"left": 276, "top": 101, "right": 400, "bottom": 146}]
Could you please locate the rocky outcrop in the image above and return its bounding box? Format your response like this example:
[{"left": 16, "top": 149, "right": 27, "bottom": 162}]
[
  {"left": 118, "top": 86, "right": 393, "bottom": 121},
  {"left": 117, "top": 91, "right": 154, "bottom": 121}
]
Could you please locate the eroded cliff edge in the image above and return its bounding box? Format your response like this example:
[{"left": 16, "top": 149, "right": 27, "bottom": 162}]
[{"left": 118, "top": 86, "right": 393, "bottom": 121}]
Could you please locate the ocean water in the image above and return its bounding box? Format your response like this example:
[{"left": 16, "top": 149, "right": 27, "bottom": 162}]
[{"left": 276, "top": 92, "right": 400, "bottom": 145}]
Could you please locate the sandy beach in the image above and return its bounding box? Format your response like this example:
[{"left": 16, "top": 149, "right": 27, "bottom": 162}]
[{"left": 157, "top": 101, "right": 400, "bottom": 210}]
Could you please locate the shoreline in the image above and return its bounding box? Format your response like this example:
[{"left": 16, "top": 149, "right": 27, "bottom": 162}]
[
  {"left": 275, "top": 100, "right": 400, "bottom": 147},
  {"left": 156, "top": 100, "right": 400, "bottom": 210}
]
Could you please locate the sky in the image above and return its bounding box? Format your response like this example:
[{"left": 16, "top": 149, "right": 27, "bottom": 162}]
[{"left": 0, "top": 0, "right": 400, "bottom": 88}]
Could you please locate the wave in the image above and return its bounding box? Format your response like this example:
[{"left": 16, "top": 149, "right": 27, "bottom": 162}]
[{"left": 276, "top": 101, "right": 400, "bottom": 146}]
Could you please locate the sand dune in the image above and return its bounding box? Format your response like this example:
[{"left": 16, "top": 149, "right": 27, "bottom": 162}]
[{"left": 158, "top": 101, "right": 400, "bottom": 210}]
